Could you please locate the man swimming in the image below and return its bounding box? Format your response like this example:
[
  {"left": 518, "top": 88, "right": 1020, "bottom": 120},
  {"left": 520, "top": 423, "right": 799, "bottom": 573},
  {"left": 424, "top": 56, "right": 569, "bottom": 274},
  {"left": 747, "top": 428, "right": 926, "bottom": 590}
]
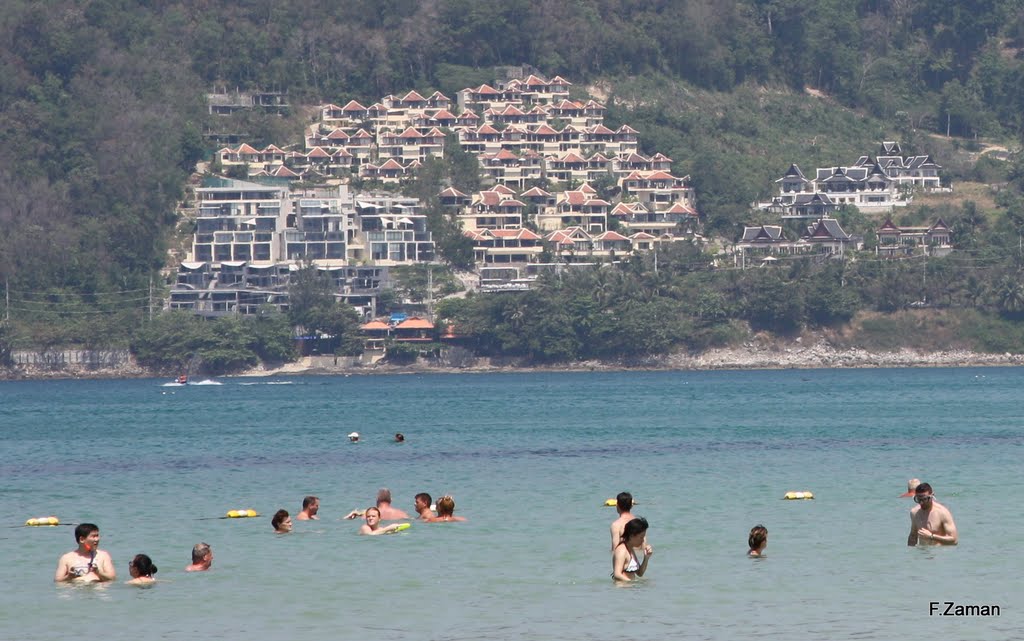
[
  {"left": 907, "top": 482, "right": 958, "bottom": 546},
  {"left": 297, "top": 496, "right": 319, "bottom": 520},
  {"left": 414, "top": 492, "right": 435, "bottom": 520},
  {"left": 55, "top": 523, "right": 116, "bottom": 583},
  {"left": 610, "top": 492, "right": 645, "bottom": 551},
  {"left": 186, "top": 543, "right": 213, "bottom": 572}
]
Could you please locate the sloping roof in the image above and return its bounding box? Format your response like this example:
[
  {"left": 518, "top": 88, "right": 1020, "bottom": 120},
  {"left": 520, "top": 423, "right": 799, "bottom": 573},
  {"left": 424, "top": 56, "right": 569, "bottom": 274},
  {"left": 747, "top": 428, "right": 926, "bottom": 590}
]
[
  {"left": 396, "top": 317, "right": 434, "bottom": 330},
  {"left": 342, "top": 100, "right": 367, "bottom": 111},
  {"left": 401, "top": 90, "right": 427, "bottom": 102},
  {"left": 361, "top": 320, "right": 391, "bottom": 331},
  {"left": 439, "top": 187, "right": 469, "bottom": 198}
]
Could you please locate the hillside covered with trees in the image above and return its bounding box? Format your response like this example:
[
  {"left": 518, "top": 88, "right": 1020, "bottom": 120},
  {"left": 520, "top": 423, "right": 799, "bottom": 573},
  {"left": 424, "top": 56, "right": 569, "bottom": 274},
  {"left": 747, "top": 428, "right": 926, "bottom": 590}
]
[{"left": 4, "top": 0, "right": 1024, "bottom": 370}]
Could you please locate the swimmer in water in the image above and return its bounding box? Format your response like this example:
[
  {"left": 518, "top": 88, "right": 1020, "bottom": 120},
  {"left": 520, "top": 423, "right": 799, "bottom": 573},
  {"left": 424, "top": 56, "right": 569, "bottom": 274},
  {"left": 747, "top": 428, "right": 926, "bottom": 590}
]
[
  {"left": 126, "top": 554, "right": 158, "bottom": 586},
  {"left": 414, "top": 492, "right": 435, "bottom": 521},
  {"left": 272, "top": 509, "right": 293, "bottom": 533},
  {"left": 612, "top": 517, "right": 652, "bottom": 582},
  {"left": 185, "top": 543, "right": 212, "bottom": 572},
  {"left": 428, "top": 495, "right": 467, "bottom": 522},
  {"left": 297, "top": 496, "right": 319, "bottom": 521},
  {"left": 748, "top": 525, "right": 767, "bottom": 556},
  {"left": 358, "top": 507, "right": 405, "bottom": 535},
  {"left": 55, "top": 523, "right": 116, "bottom": 583},
  {"left": 908, "top": 482, "right": 958, "bottom": 546}
]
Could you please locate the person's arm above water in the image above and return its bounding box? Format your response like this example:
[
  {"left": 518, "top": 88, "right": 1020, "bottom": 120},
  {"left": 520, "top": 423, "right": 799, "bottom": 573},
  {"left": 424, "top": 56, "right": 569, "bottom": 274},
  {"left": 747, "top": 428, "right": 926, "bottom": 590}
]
[
  {"left": 54, "top": 555, "right": 71, "bottom": 582},
  {"left": 907, "top": 510, "right": 919, "bottom": 546},
  {"left": 920, "top": 510, "right": 958, "bottom": 545},
  {"left": 635, "top": 544, "right": 653, "bottom": 577},
  {"left": 612, "top": 547, "right": 632, "bottom": 582},
  {"left": 92, "top": 551, "right": 116, "bottom": 581}
]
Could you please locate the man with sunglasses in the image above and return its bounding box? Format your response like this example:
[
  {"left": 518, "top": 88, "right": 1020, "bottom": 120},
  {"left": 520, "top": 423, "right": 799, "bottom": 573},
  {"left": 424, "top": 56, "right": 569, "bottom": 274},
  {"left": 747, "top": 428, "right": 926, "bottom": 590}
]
[{"left": 907, "top": 482, "right": 958, "bottom": 546}]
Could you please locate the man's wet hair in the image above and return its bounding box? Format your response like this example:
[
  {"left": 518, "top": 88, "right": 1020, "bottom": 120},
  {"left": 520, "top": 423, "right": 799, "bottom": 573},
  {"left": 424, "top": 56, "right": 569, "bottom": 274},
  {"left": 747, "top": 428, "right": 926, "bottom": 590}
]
[
  {"left": 377, "top": 488, "right": 393, "bottom": 505},
  {"left": 748, "top": 524, "right": 768, "bottom": 550},
  {"left": 415, "top": 492, "right": 432, "bottom": 507},
  {"left": 192, "top": 543, "right": 211, "bottom": 563},
  {"left": 303, "top": 496, "right": 318, "bottom": 509},
  {"left": 616, "top": 492, "right": 633, "bottom": 512},
  {"left": 915, "top": 482, "right": 933, "bottom": 495}
]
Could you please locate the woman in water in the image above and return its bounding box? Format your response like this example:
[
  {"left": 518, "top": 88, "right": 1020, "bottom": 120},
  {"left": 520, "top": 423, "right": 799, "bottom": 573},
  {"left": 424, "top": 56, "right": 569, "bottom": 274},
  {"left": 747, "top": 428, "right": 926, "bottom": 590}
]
[
  {"left": 271, "top": 509, "right": 293, "bottom": 533},
  {"left": 358, "top": 507, "right": 405, "bottom": 535},
  {"left": 612, "top": 517, "right": 652, "bottom": 581},
  {"left": 126, "top": 554, "right": 158, "bottom": 586},
  {"left": 430, "top": 495, "right": 467, "bottom": 522},
  {"left": 748, "top": 524, "right": 768, "bottom": 556}
]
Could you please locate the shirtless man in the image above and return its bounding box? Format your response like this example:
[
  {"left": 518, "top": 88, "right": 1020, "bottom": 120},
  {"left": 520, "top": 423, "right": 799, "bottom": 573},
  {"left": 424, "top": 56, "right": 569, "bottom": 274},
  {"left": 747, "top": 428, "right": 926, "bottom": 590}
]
[
  {"left": 414, "top": 492, "right": 435, "bottom": 521},
  {"left": 185, "top": 543, "right": 213, "bottom": 572},
  {"left": 375, "top": 488, "right": 409, "bottom": 520},
  {"left": 297, "top": 496, "right": 319, "bottom": 521},
  {"left": 610, "top": 492, "right": 644, "bottom": 550},
  {"left": 55, "top": 523, "right": 116, "bottom": 583},
  {"left": 899, "top": 478, "right": 922, "bottom": 498},
  {"left": 907, "top": 482, "right": 958, "bottom": 546}
]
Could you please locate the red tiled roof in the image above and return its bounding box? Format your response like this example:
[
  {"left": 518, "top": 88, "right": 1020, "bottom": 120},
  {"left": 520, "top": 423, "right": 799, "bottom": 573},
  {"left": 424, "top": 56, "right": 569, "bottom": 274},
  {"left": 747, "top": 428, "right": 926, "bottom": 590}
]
[
  {"left": 439, "top": 187, "right": 469, "bottom": 198},
  {"left": 396, "top": 317, "right": 434, "bottom": 330},
  {"left": 361, "top": 320, "right": 391, "bottom": 331},
  {"left": 646, "top": 171, "right": 676, "bottom": 181},
  {"left": 595, "top": 231, "right": 628, "bottom": 241},
  {"left": 378, "top": 159, "right": 405, "bottom": 170},
  {"left": 236, "top": 143, "right": 259, "bottom": 154},
  {"left": 272, "top": 166, "right": 300, "bottom": 177},
  {"left": 401, "top": 90, "right": 427, "bottom": 102},
  {"left": 342, "top": 100, "right": 367, "bottom": 111},
  {"left": 520, "top": 186, "right": 551, "bottom": 197},
  {"left": 306, "top": 147, "right": 331, "bottom": 158},
  {"left": 492, "top": 184, "right": 515, "bottom": 195}
]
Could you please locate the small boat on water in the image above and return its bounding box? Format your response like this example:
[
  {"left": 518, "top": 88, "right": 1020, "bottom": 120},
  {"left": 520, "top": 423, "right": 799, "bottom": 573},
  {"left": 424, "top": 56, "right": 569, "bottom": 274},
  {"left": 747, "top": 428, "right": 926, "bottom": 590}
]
[{"left": 175, "top": 374, "right": 188, "bottom": 385}]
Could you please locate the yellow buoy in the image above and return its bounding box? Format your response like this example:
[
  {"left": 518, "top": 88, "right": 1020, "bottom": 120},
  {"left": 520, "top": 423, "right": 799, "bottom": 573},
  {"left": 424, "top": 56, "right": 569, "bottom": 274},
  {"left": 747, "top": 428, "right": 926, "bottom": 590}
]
[
  {"left": 392, "top": 523, "right": 411, "bottom": 533},
  {"left": 226, "top": 509, "right": 259, "bottom": 518},
  {"left": 26, "top": 516, "right": 60, "bottom": 526},
  {"left": 783, "top": 491, "right": 814, "bottom": 500}
]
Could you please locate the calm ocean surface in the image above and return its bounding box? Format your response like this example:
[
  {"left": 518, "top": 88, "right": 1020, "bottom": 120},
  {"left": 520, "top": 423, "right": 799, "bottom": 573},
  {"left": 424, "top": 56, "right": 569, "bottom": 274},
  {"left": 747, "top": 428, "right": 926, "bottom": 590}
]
[{"left": 1, "top": 368, "right": 1021, "bottom": 640}]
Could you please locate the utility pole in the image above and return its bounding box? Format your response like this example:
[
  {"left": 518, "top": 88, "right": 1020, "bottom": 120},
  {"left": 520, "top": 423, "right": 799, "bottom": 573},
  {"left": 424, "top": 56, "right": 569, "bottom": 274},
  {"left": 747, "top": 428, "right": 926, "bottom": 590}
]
[{"left": 148, "top": 274, "right": 154, "bottom": 322}]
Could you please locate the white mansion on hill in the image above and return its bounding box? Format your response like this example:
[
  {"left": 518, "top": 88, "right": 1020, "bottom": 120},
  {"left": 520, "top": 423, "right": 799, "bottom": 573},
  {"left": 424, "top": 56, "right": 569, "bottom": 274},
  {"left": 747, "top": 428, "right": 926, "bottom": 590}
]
[{"left": 760, "top": 141, "right": 943, "bottom": 217}]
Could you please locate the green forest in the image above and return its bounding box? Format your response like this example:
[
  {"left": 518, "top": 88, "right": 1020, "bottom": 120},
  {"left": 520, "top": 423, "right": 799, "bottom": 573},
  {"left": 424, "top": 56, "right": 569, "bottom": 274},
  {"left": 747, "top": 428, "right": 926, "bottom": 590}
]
[{"left": 4, "top": 0, "right": 1024, "bottom": 371}]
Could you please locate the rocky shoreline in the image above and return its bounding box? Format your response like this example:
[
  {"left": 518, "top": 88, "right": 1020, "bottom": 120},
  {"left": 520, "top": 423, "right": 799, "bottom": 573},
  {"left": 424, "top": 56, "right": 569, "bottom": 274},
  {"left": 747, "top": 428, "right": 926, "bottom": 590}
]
[{"left": 5, "top": 341, "right": 1022, "bottom": 381}]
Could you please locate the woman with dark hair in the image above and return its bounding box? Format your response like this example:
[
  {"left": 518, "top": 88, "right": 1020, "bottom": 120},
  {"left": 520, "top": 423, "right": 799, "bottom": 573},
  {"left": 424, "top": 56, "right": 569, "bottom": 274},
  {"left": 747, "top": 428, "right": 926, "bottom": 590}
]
[
  {"left": 612, "top": 517, "right": 652, "bottom": 581},
  {"left": 126, "top": 554, "right": 158, "bottom": 586},
  {"left": 748, "top": 525, "right": 768, "bottom": 556},
  {"left": 271, "top": 509, "right": 293, "bottom": 533}
]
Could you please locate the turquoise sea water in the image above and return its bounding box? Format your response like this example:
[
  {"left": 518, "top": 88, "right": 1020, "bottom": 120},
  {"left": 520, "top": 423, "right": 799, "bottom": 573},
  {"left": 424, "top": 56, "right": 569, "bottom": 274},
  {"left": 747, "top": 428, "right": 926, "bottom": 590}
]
[{"left": 1, "top": 368, "right": 1021, "bottom": 640}]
